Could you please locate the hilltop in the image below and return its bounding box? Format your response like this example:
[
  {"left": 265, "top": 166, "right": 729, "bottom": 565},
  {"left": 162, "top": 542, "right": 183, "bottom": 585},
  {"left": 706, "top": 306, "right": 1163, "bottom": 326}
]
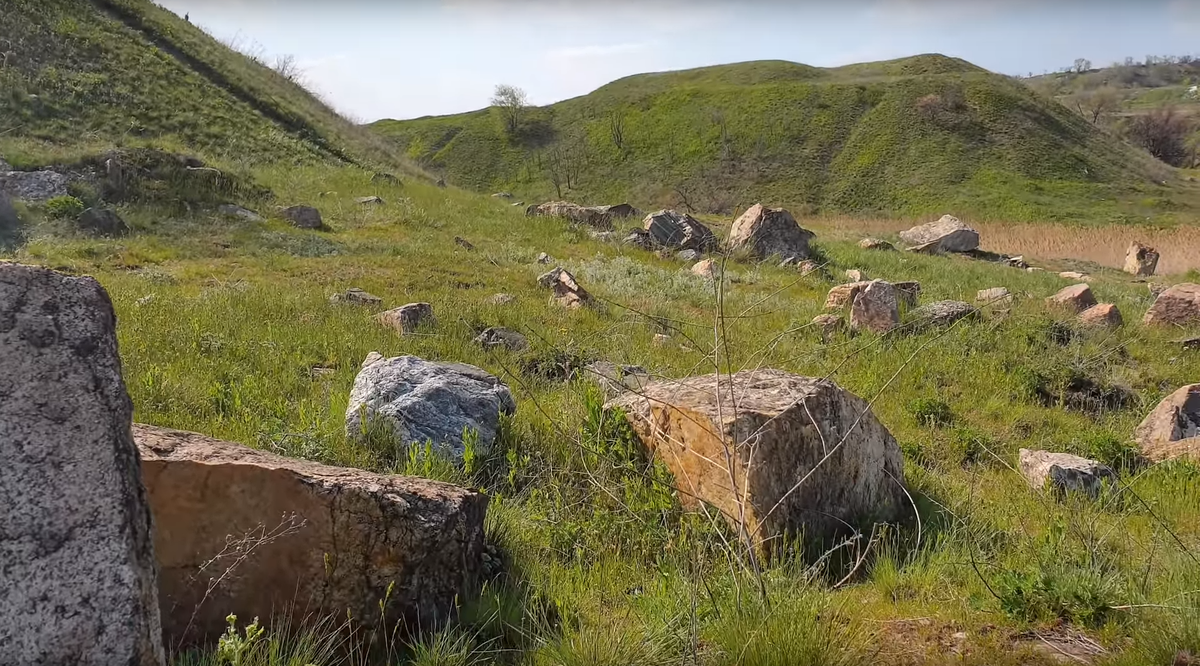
[
  {"left": 0, "top": 0, "right": 413, "bottom": 173},
  {"left": 372, "top": 55, "right": 1199, "bottom": 224}
]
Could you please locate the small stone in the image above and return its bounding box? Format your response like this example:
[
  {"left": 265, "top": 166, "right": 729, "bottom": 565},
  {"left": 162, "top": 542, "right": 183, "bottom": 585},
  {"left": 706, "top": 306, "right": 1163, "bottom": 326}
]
[
  {"left": 691, "top": 258, "right": 718, "bottom": 279},
  {"left": 859, "top": 238, "right": 894, "bottom": 251},
  {"left": 377, "top": 302, "right": 435, "bottom": 334},
  {"left": 217, "top": 203, "right": 264, "bottom": 222},
  {"left": 796, "top": 260, "right": 821, "bottom": 276},
  {"left": 1046, "top": 284, "right": 1097, "bottom": 313},
  {"left": 537, "top": 267, "right": 592, "bottom": 308},
  {"left": 1006, "top": 255, "right": 1029, "bottom": 269},
  {"left": 976, "top": 287, "right": 1012, "bottom": 306},
  {"left": 1018, "top": 449, "right": 1117, "bottom": 499},
  {"left": 1027, "top": 267, "right": 1044, "bottom": 273},
  {"left": 1079, "top": 303, "right": 1123, "bottom": 328},
  {"left": 281, "top": 205, "right": 324, "bottom": 229},
  {"left": 474, "top": 327, "right": 529, "bottom": 352},
  {"left": 652, "top": 333, "right": 671, "bottom": 347},
  {"left": 355, "top": 196, "right": 384, "bottom": 205},
  {"left": 331, "top": 287, "right": 383, "bottom": 306},
  {"left": 1123, "top": 241, "right": 1159, "bottom": 277},
  {"left": 536, "top": 252, "right": 553, "bottom": 264},
  {"left": 77, "top": 207, "right": 130, "bottom": 237},
  {"left": 812, "top": 313, "right": 844, "bottom": 341},
  {"left": 492, "top": 192, "right": 513, "bottom": 198},
  {"left": 1058, "top": 271, "right": 1090, "bottom": 281}
]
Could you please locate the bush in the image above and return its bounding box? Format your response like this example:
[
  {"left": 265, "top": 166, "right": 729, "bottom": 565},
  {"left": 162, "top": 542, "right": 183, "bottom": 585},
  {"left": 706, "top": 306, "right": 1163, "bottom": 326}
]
[
  {"left": 906, "top": 397, "right": 955, "bottom": 428},
  {"left": 1123, "top": 106, "right": 1194, "bottom": 166},
  {"left": 43, "top": 195, "right": 84, "bottom": 219}
]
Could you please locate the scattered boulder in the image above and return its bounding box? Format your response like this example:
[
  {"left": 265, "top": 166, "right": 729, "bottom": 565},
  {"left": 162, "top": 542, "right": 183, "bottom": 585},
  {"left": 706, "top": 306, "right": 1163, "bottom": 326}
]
[
  {"left": 1123, "top": 242, "right": 1159, "bottom": 277},
  {"left": 485, "top": 293, "right": 516, "bottom": 306},
  {"left": 727, "top": 204, "right": 814, "bottom": 260},
  {"left": 850, "top": 280, "right": 900, "bottom": 334},
  {"left": 346, "top": 352, "right": 516, "bottom": 460},
  {"left": 330, "top": 287, "right": 383, "bottom": 306},
  {"left": 77, "top": 207, "right": 130, "bottom": 237},
  {"left": 217, "top": 203, "right": 264, "bottom": 222},
  {"left": 454, "top": 236, "right": 476, "bottom": 251},
  {"left": 825, "top": 281, "right": 871, "bottom": 310},
  {"left": 1046, "top": 284, "right": 1097, "bottom": 313},
  {"left": 642, "top": 209, "right": 717, "bottom": 252},
  {"left": 525, "top": 201, "right": 636, "bottom": 230},
  {"left": 0, "top": 169, "right": 69, "bottom": 202},
  {"left": 355, "top": 195, "right": 384, "bottom": 205},
  {"left": 1143, "top": 283, "right": 1200, "bottom": 327},
  {"left": 135, "top": 424, "right": 486, "bottom": 647},
  {"left": 281, "top": 205, "right": 324, "bottom": 230},
  {"left": 1058, "top": 271, "right": 1090, "bottom": 281},
  {"left": 605, "top": 369, "right": 907, "bottom": 550},
  {"left": 1079, "top": 303, "right": 1123, "bottom": 328},
  {"left": 677, "top": 249, "right": 702, "bottom": 262},
  {"left": 0, "top": 263, "right": 165, "bottom": 666},
  {"left": 1018, "top": 449, "right": 1118, "bottom": 499},
  {"left": 377, "top": 302, "right": 435, "bottom": 334},
  {"left": 1006, "top": 255, "right": 1030, "bottom": 269},
  {"left": 536, "top": 252, "right": 553, "bottom": 264},
  {"left": 907, "top": 300, "right": 977, "bottom": 331},
  {"left": 692, "top": 258, "right": 719, "bottom": 280},
  {"left": 976, "top": 287, "right": 1013, "bottom": 306},
  {"left": 1134, "top": 384, "right": 1200, "bottom": 462},
  {"left": 845, "top": 269, "right": 865, "bottom": 282},
  {"left": 474, "top": 327, "right": 529, "bottom": 352},
  {"left": 585, "top": 361, "right": 651, "bottom": 399},
  {"left": 899, "top": 215, "right": 979, "bottom": 253},
  {"left": 859, "top": 238, "right": 894, "bottom": 251},
  {"left": 812, "top": 313, "right": 844, "bottom": 341},
  {"left": 538, "top": 267, "right": 592, "bottom": 308}
]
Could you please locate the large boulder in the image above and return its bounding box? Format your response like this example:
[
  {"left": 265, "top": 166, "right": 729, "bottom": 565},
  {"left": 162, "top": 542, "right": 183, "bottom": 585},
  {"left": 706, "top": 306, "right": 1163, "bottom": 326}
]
[
  {"left": 377, "top": 302, "right": 435, "bottom": 334},
  {"left": 727, "top": 204, "right": 814, "bottom": 260},
  {"left": 0, "top": 263, "right": 164, "bottom": 666},
  {"left": 77, "top": 207, "right": 130, "bottom": 237},
  {"left": 0, "top": 169, "right": 69, "bottom": 202},
  {"left": 899, "top": 215, "right": 979, "bottom": 253},
  {"left": 906, "top": 300, "right": 977, "bottom": 331},
  {"left": 850, "top": 280, "right": 900, "bottom": 334},
  {"left": 537, "top": 266, "right": 592, "bottom": 308},
  {"left": 1046, "top": 284, "right": 1097, "bottom": 313},
  {"left": 281, "top": 205, "right": 324, "bottom": 229},
  {"left": 1143, "top": 283, "right": 1200, "bottom": 327},
  {"left": 824, "top": 281, "right": 871, "bottom": 310},
  {"left": 1134, "top": 384, "right": 1200, "bottom": 462},
  {"left": 1018, "top": 449, "right": 1117, "bottom": 499},
  {"left": 473, "top": 326, "right": 529, "bottom": 351},
  {"left": 134, "top": 424, "right": 487, "bottom": 648},
  {"left": 345, "top": 352, "right": 516, "bottom": 461},
  {"left": 605, "top": 369, "right": 907, "bottom": 551},
  {"left": 1079, "top": 303, "right": 1123, "bottom": 328},
  {"left": 642, "top": 209, "right": 717, "bottom": 252},
  {"left": 1123, "top": 242, "right": 1159, "bottom": 277},
  {"left": 525, "top": 201, "right": 638, "bottom": 230}
]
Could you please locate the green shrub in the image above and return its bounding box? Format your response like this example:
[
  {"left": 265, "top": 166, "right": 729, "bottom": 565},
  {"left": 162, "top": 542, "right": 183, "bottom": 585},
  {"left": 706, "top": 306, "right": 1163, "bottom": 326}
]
[
  {"left": 906, "top": 397, "right": 955, "bottom": 428},
  {"left": 43, "top": 195, "right": 84, "bottom": 219}
]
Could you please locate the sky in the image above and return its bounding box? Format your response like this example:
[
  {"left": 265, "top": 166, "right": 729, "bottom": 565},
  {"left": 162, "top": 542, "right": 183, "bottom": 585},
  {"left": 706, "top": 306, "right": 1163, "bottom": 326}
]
[{"left": 157, "top": 0, "right": 1200, "bottom": 123}]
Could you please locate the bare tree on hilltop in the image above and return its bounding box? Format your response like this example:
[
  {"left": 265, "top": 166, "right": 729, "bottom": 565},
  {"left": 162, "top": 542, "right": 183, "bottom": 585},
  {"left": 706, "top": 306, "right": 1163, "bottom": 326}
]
[{"left": 491, "top": 84, "right": 528, "bottom": 136}]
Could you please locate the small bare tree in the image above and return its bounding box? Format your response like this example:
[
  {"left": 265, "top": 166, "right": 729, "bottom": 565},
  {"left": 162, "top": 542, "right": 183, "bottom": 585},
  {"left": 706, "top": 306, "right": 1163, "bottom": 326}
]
[
  {"left": 491, "top": 84, "right": 528, "bottom": 136},
  {"left": 608, "top": 109, "right": 626, "bottom": 151},
  {"left": 1125, "top": 106, "right": 1193, "bottom": 166},
  {"left": 1076, "top": 87, "right": 1121, "bottom": 124},
  {"left": 272, "top": 54, "right": 303, "bottom": 83},
  {"left": 1073, "top": 58, "right": 1092, "bottom": 74}
]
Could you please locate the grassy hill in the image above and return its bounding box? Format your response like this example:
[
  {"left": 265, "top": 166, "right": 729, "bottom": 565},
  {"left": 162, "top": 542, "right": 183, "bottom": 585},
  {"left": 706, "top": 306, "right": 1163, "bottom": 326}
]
[
  {"left": 0, "top": 0, "right": 414, "bottom": 173},
  {"left": 371, "top": 55, "right": 1200, "bottom": 224}
]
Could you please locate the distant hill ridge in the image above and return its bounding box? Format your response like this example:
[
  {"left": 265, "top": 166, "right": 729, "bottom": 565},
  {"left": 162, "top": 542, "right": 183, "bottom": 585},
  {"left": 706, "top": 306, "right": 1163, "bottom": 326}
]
[{"left": 372, "top": 54, "right": 1197, "bottom": 224}]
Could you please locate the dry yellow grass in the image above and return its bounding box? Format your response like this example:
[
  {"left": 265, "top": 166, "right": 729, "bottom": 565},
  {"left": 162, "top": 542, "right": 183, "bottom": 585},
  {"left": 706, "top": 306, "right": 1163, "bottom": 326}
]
[{"left": 809, "top": 216, "right": 1200, "bottom": 275}]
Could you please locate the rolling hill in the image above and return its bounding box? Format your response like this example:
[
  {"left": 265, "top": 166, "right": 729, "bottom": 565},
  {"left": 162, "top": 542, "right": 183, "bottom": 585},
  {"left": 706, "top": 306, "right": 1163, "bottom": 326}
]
[
  {"left": 0, "top": 0, "right": 413, "bottom": 173},
  {"left": 371, "top": 55, "right": 1199, "bottom": 224}
]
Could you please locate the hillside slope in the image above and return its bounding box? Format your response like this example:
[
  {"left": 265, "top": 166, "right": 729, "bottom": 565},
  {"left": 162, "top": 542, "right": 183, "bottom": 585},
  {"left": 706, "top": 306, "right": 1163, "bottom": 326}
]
[
  {"left": 372, "top": 55, "right": 1197, "bottom": 224},
  {"left": 0, "top": 0, "right": 411, "bottom": 172}
]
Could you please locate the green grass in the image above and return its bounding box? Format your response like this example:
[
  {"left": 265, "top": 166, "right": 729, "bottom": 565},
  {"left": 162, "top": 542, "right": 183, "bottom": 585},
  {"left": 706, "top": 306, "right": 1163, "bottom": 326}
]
[
  {"left": 6, "top": 161, "right": 1200, "bottom": 664},
  {"left": 371, "top": 55, "right": 1199, "bottom": 225}
]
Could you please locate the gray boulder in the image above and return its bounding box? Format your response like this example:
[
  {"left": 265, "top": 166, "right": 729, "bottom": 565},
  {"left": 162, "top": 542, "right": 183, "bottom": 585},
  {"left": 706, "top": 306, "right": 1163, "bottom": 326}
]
[
  {"left": 907, "top": 300, "right": 977, "bottom": 330},
  {"left": 0, "top": 169, "right": 69, "bottom": 202},
  {"left": 281, "top": 205, "right": 324, "bottom": 229},
  {"left": 345, "top": 353, "right": 516, "bottom": 461},
  {"left": 77, "top": 207, "right": 130, "bottom": 237},
  {"left": 0, "top": 263, "right": 165, "bottom": 666},
  {"left": 217, "top": 203, "right": 264, "bottom": 222},
  {"left": 356, "top": 196, "right": 384, "bottom": 205},
  {"left": 899, "top": 215, "right": 979, "bottom": 253},
  {"left": 1018, "top": 449, "right": 1117, "bottom": 499},
  {"left": 474, "top": 327, "right": 529, "bottom": 352},
  {"left": 727, "top": 204, "right": 814, "bottom": 260},
  {"left": 642, "top": 209, "right": 717, "bottom": 252},
  {"left": 850, "top": 280, "right": 899, "bottom": 334}
]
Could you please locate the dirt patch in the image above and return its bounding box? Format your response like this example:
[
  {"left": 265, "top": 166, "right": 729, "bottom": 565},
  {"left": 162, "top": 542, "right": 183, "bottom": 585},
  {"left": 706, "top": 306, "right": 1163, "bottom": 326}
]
[{"left": 873, "top": 618, "right": 1108, "bottom": 665}]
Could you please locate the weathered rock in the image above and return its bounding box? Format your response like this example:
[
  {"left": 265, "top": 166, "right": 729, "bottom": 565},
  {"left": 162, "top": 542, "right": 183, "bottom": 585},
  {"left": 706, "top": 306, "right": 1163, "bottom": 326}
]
[
  {"left": 134, "top": 424, "right": 486, "bottom": 647},
  {"left": 652, "top": 333, "right": 672, "bottom": 347},
  {"left": 77, "top": 207, "right": 130, "bottom": 236},
  {"left": 474, "top": 327, "right": 529, "bottom": 351},
  {"left": 1046, "top": 284, "right": 1097, "bottom": 313},
  {"left": 859, "top": 238, "right": 894, "bottom": 251},
  {"left": 1058, "top": 271, "right": 1090, "bottom": 281},
  {"left": 1143, "top": 283, "right": 1200, "bottom": 327},
  {"left": 217, "top": 203, "right": 264, "bottom": 222},
  {"left": 346, "top": 352, "right": 516, "bottom": 460},
  {"left": 1079, "top": 303, "right": 1123, "bottom": 328},
  {"left": 1123, "top": 242, "right": 1159, "bottom": 277},
  {"left": 0, "top": 263, "right": 164, "bottom": 666},
  {"left": 0, "top": 169, "right": 69, "bottom": 202},
  {"left": 1018, "top": 449, "right": 1118, "bottom": 499},
  {"left": 825, "top": 281, "right": 871, "bottom": 310},
  {"left": 536, "top": 252, "right": 553, "bottom": 264},
  {"left": 692, "top": 258, "right": 719, "bottom": 279},
  {"left": 845, "top": 269, "right": 865, "bottom": 282},
  {"left": 812, "top": 313, "right": 844, "bottom": 341},
  {"left": 525, "top": 201, "right": 631, "bottom": 230},
  {"left": 892, "top": 281, "right": 921, "bottom": 308},
  {"left": 727, "top": 204, "right": 814, "bottom": 260},
  {"left": 377, "top": 302, "right": 435, "bottom": 334},
  {"left": 492, "top": 192, "right": 513, "bottom": 198},
  {"left": 642, "top": 209, "right": 717, "bottom": 252},
  {"left": 850, "top": 280, "right": 900, "bottom": 334},
  {"left": 281, "top": 205, "right": 324, "bottom": 229},
  {"left": 907, "top": 300, "right": 977, "bottom": 330},
  {"left": 1006, "top": 255, "right": 1030, "bottom": 269},
  {"left": 976, "top": 287, "right": 1013, "bottom": 306},
  {"left": 537, "top": 267, "right": 592, "bottom": 308},
  {"left": 796, "top": 260, "right": 822, "bottom": 276},
  {"left": 355, "top": 195, "right": 384, "bottom": 205},
  {"left": 677, "top": 249, "right": 702, "bottom": 262},
  {"left": 330, "top": 287, "right": 383, "bottom": 306},
  {"left": 1134, "top": 384, "right": 1200, "bottom": 462},
  {"left": 485, "top": 293, "right": 516, "bottom": 306},
  {"left": 585, "top": 361, "right": 651, "bottom": 399},
  {"left": 605, "top": 369, "right": 907, "bottom": 550},
  {"left": 899, "top": 215, "right": 979, "bottom": 253}
]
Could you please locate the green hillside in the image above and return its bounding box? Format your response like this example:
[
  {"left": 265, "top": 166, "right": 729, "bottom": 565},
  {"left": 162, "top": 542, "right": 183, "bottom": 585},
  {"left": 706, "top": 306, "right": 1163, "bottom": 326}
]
[
  {"left": 372, "top": 55, "right": 1199, "bottom": 224},
  {"left": 0, "top": 0, "right": 413, "bottom": 172}
]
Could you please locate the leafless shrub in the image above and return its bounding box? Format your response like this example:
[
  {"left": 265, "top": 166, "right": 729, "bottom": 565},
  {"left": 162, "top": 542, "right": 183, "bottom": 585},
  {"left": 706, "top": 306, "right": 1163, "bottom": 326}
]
[
  {"left": 1125, "top": 106, "right": 1194, "bottom": 167},
  {"left": 272, "top": 54, "right": 305, "bottom": 85}
]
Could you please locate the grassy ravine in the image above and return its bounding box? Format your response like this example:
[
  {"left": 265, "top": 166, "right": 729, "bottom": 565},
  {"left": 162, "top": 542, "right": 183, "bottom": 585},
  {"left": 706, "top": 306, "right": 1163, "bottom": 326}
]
[
  {"left": 370, "top": 56, "right": 1200, "bottom": 225},
  {"left": 5, "top": 160, "right": 1200, "bottom": 665}
]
